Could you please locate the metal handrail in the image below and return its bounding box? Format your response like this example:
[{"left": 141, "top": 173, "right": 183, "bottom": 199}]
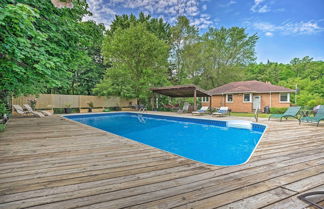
[
  {"left": 254, "top": 106, "right": 259, "bottom": 122},
  {"left": 138, "top": 107, "right": 147, "bottom": 113}
]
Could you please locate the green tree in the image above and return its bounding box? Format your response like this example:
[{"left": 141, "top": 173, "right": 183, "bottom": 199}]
[
  {"left": 197, "top": 27, "right": 258, "bottom": 89},
  {"left": 94, "top": 24, "right": 169, "bottom": 103},
  {"left": 0, "top": 2, "right": 62, "bottom": 102},
  {"left": 246, "top": 57, "right": 324, "bottom": 106},
  {"left": 1, "top": 0, "right": 106, "bottom": 99},
  {"left": 108, "top": 12, "right": 171, "bottom": 42},
  {"left": 169, "top": 16, "right": 199, "bottom": 84},
  {"left": 64, "top": 21, "right": 107, "bottom": 95},
  {"left": 290, "top": 56, "right": 313, "bottom": 78}
]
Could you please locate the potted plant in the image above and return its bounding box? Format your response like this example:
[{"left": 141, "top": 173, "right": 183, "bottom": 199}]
[
  {"left": 0, "top": 103, "right": 8, "bottom": 132},
  {"left": 64, "top": 104, "right": 72, "bottom": 114},
  {"left": 87, "top": 102, "right": 94, "bottom": 112},
  {"left": 28, "top": 98, "right": 37, "bottom": 110}
]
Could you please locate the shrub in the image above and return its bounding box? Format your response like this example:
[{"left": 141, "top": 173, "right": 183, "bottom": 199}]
[
  {"left": 0, "top": 103, "right": 8, "bottom": 117},
  {"left": 53, "top": 108, "right": 80, "bottom": 114},
  {"left": 0, "top": 124, "right": 6, "bottom": 132},
  {"left": 270, "top": 107, "right": 287, "bottom": 114},
  {"left": 109, "top": 107, "right": 121, "bottom": 111}
]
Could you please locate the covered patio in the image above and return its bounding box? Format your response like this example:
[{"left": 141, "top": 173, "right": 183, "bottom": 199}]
[{"left": 150, "top": 84, "right": 211, "bottom": 111}]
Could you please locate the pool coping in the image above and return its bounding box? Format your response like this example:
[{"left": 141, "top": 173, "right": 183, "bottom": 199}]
[{"left": 61, "top": 111, "right": 268, "bottom": 166}]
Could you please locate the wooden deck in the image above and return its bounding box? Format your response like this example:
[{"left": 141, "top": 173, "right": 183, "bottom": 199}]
[{"left": 0, "top": 112, "right": 323, "bottom": 209}]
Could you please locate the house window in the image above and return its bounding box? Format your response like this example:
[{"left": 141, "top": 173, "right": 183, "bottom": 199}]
[
  {"left": 226, "top": 94, "right": 233, "bottom": 103},
  {"left": 243, "top": 93, "right": 252, "bottom": 102},
  {"left": 201, "top": 97, "right": 209, "bottom": 102},
  {"left": 280, "top": 93, "right": 290, "bottom": 103}
]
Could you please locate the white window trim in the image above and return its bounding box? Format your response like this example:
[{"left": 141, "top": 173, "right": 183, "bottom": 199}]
[
  {"left": 243, "top": 93, "right": 252, "bottom": 103},
  {"left": 201, "top": 97, "right": 209, "bottom": 102},
  {"left": 279, "top": 93, "right": 290, "bottom": 103},
  {"left": 226, "top": 94, "right": 233, "bottom": 103}
]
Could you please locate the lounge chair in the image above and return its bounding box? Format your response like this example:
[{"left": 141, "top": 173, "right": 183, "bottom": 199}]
[
  {"left": 23, "top": 104, "right": 52, "bottom": 116},
  {"left": 178, "top": 102, "right": 189, "bottom": 113},
  {"left": 192, "top": 106, "right": 209, "bottom": 115},
  {"left": 13, "top": 104, "right": 44, "bottom": 117},
  {"left": 212, "top": 107, "right": 229, "bottom": 117},
  {"left": 300, "top": 106, "right": 324, "bottom": 126},
  {"left": 268, "top": 106, "right": 301, "bottom": 121}
]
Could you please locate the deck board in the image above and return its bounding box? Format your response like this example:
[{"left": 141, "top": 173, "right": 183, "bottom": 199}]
[{"left": 0, "top": 112, "right": 323, "bottom": 209}]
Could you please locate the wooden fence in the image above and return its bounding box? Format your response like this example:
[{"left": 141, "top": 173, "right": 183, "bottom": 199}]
[{"left": 12, "top": 94, "right": 137, "bottom": 110}]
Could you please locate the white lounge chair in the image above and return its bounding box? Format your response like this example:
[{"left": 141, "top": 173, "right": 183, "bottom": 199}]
[
  {"left": 192, "top": 106, "right": 209, "bottom": 115},
  {"left": 178, "top": 102, "right": 190, "bottom": 113},
  {"left": 13, "top": 104, "right": 44, "bottom": 117},
  {"left": 23, "top": 104, "right": 52, "bottom": 116},
  {"left": 213, "top": 107, "right": 229, "bottom": 117}
]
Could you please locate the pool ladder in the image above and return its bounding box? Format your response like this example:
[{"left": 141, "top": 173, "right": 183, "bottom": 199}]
[
  {"left": 137, "top": 114, "right": 146, "bottom": 123},
  {"left": 254, "top": 106, "right": 259, "bottom": 122},
  {"left": 138, "top": 107, "right": 147, "bottom": 113}
]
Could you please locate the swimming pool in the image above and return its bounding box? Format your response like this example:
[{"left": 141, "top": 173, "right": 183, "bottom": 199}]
[{"left": 65, "top": 113, "right": 266, "bottom": 166}]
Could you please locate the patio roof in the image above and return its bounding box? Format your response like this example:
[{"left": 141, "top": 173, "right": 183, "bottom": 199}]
[{"left": 151, "top": 84, "right": 210, "bottom": 97}]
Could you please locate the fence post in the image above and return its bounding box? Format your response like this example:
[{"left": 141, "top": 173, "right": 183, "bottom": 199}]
[{"left": 79, "top": 95, "right": 81, "bottom": 113}]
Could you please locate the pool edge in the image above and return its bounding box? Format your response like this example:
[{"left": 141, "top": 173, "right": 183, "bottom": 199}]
[{"left": 61, "top": 111, "right": 268, "bottom": 167}]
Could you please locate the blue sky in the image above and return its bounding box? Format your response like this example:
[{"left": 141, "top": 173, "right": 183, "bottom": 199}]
[{"left": 84, "top": 0, "right": 324, "bottom": 63}]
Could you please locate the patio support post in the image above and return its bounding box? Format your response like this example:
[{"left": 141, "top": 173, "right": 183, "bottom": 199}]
[
  {"left": 209, "top": 96, "right": 212, "bottom": 114},
  {"left": 193, "top": 89, "right": 197, "bottom": 111}
]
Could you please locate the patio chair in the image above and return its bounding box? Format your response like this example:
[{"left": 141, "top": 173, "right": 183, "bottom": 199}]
[
  {"left": 23, "top": 104, "right": 52, "bottom": 116},
  {"left": 212, "top": 107, "right": 229, "bottom": 117},
  {"left": 13, "top": 105, "right": 44, "bottom": 117},
  {"left": 300, "top": 106, "right": 324, "bottom": 127},
  {"left": 192, "top": 106, "right": 209, "bottom": 115},
  {"left": 268, "top": 106, "right": 301, "bottom": 121},
  {"left": 178, "top": 102, "right": 189, "bottom": 113}
]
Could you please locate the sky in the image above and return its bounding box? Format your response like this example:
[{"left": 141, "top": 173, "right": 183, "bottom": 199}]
[{"left": 84, "top": 0, "right": 324, "bottom": 63}]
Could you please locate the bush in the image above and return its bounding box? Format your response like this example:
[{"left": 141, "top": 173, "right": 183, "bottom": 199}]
[
  {"left": 108, "top": 107, "right": 121, "bottom": 111},
  {"left": 53, "top": 108, "right": 80, "bottom": 114},
  {"left": 270, "top": 107, "right": 288, "bottom": 114},
  {"left": 0, "top": 124, "right": 6, "bottom": 132},
  {"left": 0, "top": 103, "right": 8, "bottom": 117}
]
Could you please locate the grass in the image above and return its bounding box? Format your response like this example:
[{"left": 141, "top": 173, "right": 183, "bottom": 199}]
[{"left": 230, "top": 112, "right": 270, "bottom": 118}]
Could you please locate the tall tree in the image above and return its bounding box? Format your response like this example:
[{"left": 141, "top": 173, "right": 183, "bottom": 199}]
[
  {"left": 0, "top": 0, "right": 91, "bottom": 102},
  {"left": 194, "top": 27, "right": 258, "bottom": 89},
  {"left": 290, "top": 56, "right": 313, "bottom": 78},
  {"left": 246, "top": 57, "right": 324, "bottom": 106},
  {"left": 108, "top": 12, "right": 171, "bottom": 42},
  {"left": 169, "top": 16, "right": 199, "bottom": 84},
  {"left": 64, "top": 21, "right": 106, "bottom": 95},
  {"left": 94, "top": 24, "right": 169, "bottom": 103}
]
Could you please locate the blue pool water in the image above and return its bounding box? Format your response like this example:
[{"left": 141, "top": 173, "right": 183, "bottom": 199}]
[{"left": 65, "top": 113, "right": 266, "bottom": 166}]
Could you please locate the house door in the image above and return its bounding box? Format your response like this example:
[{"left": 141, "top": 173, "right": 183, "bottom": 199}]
[{"left": 253, "top": 96, "right": 261, "bottom": 110}]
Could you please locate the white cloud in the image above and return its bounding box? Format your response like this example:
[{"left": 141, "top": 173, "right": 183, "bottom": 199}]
[
  {"left": 83, "top": 0, "right": 117, "bottom": 27},
  {"left": 258, "top": 5, "right": 269, "bottom": 13},
  {"left": 251, "top": 0, "right": 270, "bottom": 13},
  {"left": 84, "top": 0, "right": 214, "bottom": 29},
  {"left": 265, "top": 32, "right": 273, "bottom": 36},
  {"left": 251, "top": 20, "right": 324, "bottom": 35},
  {"left": 284, "top": 22, "right": 322, "bottom": 34},
  {"left": 191, "top": 13, "right": 213, "bottom": 29},
  {"left": 219, "top": 0, "right": 236, "bottom": 7},
  {"left": 253, "top": 22, "right": 277, "bottom": 31}
]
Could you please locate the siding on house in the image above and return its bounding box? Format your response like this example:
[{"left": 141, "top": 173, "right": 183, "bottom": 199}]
[
  {"left": 201, "top": 80, "right": 294, "bottom": 113},
  {"left": 202, "top": 93, "right": 291, "bottom": 112}
]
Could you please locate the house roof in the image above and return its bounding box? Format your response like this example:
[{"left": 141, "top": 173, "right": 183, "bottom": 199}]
[
  {"left": 151, "top": 84, "right": 210, "bottom": 97},
  {"left": 207, "top": 80, "right": 295, "bottom": 95}
]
